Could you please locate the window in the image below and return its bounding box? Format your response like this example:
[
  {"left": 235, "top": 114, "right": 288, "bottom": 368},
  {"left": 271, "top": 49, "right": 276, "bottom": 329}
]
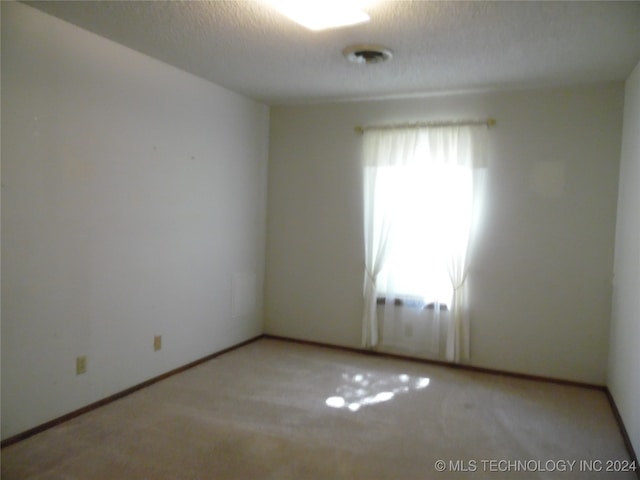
[
  {"left": 373, "top": 162, "right": 473, "bottom": 308},
  {"left": 361, "top": 123, "right": 489, "bottom": 362}
]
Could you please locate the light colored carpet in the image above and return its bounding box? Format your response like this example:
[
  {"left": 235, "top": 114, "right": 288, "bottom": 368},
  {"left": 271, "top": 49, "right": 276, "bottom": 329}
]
[{"left": 1, "top": 338, "right": 635, "bottom": 479}]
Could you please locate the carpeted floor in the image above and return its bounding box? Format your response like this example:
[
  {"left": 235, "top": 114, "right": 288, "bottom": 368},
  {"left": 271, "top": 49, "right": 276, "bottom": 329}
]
[{"left": 1, "top": 338, "right": 636, "bottom": 479}]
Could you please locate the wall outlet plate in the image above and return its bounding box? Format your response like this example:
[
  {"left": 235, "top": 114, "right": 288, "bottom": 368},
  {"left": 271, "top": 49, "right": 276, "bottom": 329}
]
[
  {"left": 76, "top": 356, "right": 87, "bottom": 375},
  {"left": 154, "top": 335, "right": 162, "bottom": 351}
]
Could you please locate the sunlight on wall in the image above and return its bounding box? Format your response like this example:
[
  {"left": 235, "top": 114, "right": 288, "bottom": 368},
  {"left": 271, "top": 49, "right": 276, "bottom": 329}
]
[{"left": 325, "top": 371, "right": 430, "bottom": 412}]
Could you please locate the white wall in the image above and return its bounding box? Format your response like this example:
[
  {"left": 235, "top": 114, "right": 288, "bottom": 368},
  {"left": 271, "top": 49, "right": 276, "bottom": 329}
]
[
  {"left": 608, "top": 60, "right": 640, "bottom": 457},
  {"left": 1, "top": 2, "right": 269, "bottom": 440},
  {"left": 265, "top": 83, "right": 624, "bottom": 385}
]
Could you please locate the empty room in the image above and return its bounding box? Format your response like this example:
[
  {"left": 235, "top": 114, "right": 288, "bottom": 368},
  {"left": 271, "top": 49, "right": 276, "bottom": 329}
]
[{"left": 2, "top": 1, "right": 640, "bottom": 478}]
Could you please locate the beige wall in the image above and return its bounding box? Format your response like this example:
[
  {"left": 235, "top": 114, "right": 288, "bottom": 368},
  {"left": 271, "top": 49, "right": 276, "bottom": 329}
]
[
  {"left": 265, "top": 83, "right": 624, "bottom": 385},
  {"left": 1, "top": 2, "right": 269, "bottom": 439},
  {"left": 608, "top": 60, "right": 640, "bottom": 457}
]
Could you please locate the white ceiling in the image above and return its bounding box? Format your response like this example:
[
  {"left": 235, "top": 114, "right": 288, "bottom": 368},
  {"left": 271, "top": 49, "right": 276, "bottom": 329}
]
[{"left": 25, "top": 0, "right": 640, "bottom": 105}]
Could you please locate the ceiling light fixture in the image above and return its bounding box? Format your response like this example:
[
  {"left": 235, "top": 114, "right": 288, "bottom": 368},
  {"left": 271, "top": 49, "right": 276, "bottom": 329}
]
[
  {"left": 343, "top": 44, "right": 393, "bottom": 64},
  {"left": 268, "top": 0, "right": 370, "bottom": 31}
]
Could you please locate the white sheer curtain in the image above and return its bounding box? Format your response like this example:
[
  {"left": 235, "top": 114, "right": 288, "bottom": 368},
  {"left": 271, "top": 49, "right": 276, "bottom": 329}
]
[{"left": 361, "top": 124, "right": 488, "bottom": 362}]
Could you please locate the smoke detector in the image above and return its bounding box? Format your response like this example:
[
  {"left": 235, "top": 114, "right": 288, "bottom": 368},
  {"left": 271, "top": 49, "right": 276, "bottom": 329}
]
[{"left": 343, "top": 44, "right": 393, "bottom": 65}]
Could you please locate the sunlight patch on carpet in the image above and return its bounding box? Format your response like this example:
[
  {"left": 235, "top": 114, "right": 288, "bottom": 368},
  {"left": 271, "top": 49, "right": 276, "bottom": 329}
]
[{"left": 325, "top": 372, "right": 430, "bottom": 412}]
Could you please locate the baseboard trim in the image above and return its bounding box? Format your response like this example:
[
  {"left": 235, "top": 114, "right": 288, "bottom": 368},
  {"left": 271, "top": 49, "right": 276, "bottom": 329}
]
[
  {"left": 0, "top": 334, "right": 264, "bottom": 449},
  {"left": 605, "top": 388, "right": 639, "bottom": 478},
  {"left": 263, "top": 334, "right": 604, "bottom": 390}
]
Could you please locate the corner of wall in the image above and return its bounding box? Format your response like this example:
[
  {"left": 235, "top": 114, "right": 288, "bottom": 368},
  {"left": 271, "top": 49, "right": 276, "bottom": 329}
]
[{"left": 607, "top": 57, "right": 640, "bottom": 461}]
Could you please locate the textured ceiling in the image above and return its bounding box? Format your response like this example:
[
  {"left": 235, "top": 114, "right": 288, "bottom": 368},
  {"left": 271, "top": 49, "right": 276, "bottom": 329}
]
[{"left": 25, "top": 0, "right": 640, "bottom": 105}]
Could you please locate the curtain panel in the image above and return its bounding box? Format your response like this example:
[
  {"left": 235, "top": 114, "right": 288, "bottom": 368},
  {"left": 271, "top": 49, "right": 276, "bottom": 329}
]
[{"left": 361, "top": 124, "right": 488, "bottom": 363}]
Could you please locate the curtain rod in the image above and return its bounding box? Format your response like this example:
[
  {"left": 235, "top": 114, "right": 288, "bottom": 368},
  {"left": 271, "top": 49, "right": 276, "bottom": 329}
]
[{"left": 355, "top": 118, "right": 496, "bottom": 134}]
